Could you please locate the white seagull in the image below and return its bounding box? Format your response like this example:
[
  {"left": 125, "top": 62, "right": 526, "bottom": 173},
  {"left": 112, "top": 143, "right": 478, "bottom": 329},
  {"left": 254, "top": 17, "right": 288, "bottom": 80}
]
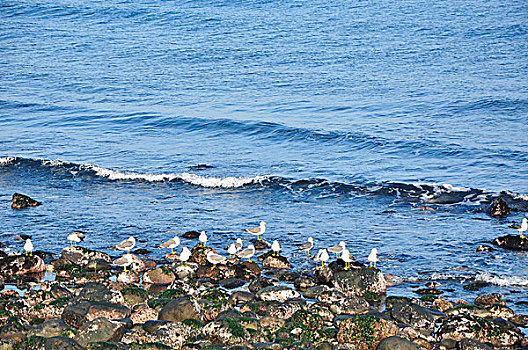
[
  {"left": 271, "top": 240, "right": 281, "bottom": 257},
  {"left": 199, "top": 231, "right": 208, "bottom": 247},
  {"left": 207, "top": 251, "right": 227, "bottom": 269},
  {"left": 314, "top": 249, "right": 329, "bottom": 266},
  {"left": 113, "top": 253, "right": 133, "bottom": 272},
  {"left": 519, "top": 218, "right": 528, "bottom": 238},
  {"left": 238, "top": 244, "right": 256, "bottom": 262},
  {"left": 342, "top": 248, "right": 352, "bottom": 270},
  {"left": 228, "top": 243, "right": 238, "bottom": 258},
  {"left": 24, "top": 238, "right": 34, "bottom": 257},
  {"left": 115, "top": 236, "right": 136, "bottom": 254},
  {"left": 179, "top": 247, "right": 191, "bottom": 265},
  {"left": 368, "top": 248, "right": 379, "bottom": 268},
  {"left": 328, "top": 241, "right": 346, "bottom": 259},
  {"left": 234, "top": 238, "right": 244, "bottom": 251},
  {"left": 67, "top": 231, "right": 86, "bottom": 247},
  {"left": 159, "top": 236, "right": 181, "bottom": 254},
  {"left": 244, "top": 221, "right": 267, "bottom": 241},
  {"left": 296, "top": 237, "right": 314, "bottom": 256}
]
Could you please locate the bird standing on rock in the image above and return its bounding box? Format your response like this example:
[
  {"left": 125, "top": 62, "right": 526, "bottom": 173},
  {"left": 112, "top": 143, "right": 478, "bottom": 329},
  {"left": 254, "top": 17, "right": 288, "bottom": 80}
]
[
  {"left": 199, "top": 231, "right": 208, "bottom": 247},
  {"left": 296, "top": 237, "right": 314, "bottom": 256},
  {"left": 271, "top": 240, "right": 281, "bottom": 256},
  {"left": 314, "top": 249, "right": 329, "bottom": 266},
  {"left": 244, "top": 221, "right": 267, "bottom": 241},
  {"left": 24, "top": 238, "right": 34, "bottom": 256},
  {"left": 115, "top": 236, "right": 136, "bottom": 254},
  {"left": 67, "top": 231, "right": 85, "bottom": 247},
  {"left": 368, "top": 248, "right": 379, "bottom": 268},
  {"left": 206, "top": 251, "right": 227, "bottom": 269},
  {"left": 342, "top": 248, "right": 352, "bottom": 270},
  {"left": 518, "top": 218, "right": 527, "bottom": 238},
  {"left": 159, "top": 236, "right": 181, "bottom": 254},
  {"left": 238, "top": 244, "right": 256, "bottom": 262},
  {"left": 179, "top": 247, "right": 191, "bottom": 265},
  {"left": 328, "top": 241, "right": 346, "bottom": 259},
  {"left": 234, "top": 238, "right": 244, "bottom": 251},
  {"left": 113, "top": 253, "right": 133, "bottom": 272}
]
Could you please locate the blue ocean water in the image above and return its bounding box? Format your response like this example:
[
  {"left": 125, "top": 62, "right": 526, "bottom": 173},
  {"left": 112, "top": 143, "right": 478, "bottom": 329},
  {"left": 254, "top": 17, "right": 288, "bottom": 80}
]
[{"left": 1, "top": 0, "right": 528, "bottom": 310}]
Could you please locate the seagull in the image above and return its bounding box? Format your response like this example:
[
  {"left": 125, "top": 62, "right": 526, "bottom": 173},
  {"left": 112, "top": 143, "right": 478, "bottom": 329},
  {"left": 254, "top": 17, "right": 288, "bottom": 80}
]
[
  {"left": 199, "top": 231, "right": 208, "bottom": 247},
  {"left": 115, "top": 236, "right": 136, "bottom": 254},
  {"left": 24, "top": 238, "right": 34, "bottom": 256},
  {"left": 234, "top": 238, "right": 244, "bottom": 251},
  {"left": 314, "top": 249, "right": 329, "bottom": 266},
  {"left": 228, "top": 243, "right": 237, "bottom": 258},
  {"left": 67, "top": 231, "right": 85, "bottom": 247},
  {"left": 238, "top": 244, "right": 256, "bottom": 262},
  {"left": 519, "top": 218, "right": 528, "bottom": 238},
  {"left": 342, "top": 248, "right": 352, "bottom": 270},
  {"left": 328, "top": 241, "right": 346, "bottom": 259},
  {"left": 159, "top": 236, "right": 181, "bottom": 254},
  {"left": 271, "top": 240, "right": 281, "bottom": 257},
  {"left": 207, "top": 251, "right": 227, "bottom": 270},
  {"left": 368, "top": 248, "right": 379, "bottom": 268},
  {"left": 244, "top": 221, "right": 267, "bottom": 241},
  {"left": 113, "top": 253, "right": 133, "bottom": 272},
  {"left": 296, "top": 237, "right": 314, "bottom": 256},
  {"left": 179, "top": 247, "right": 191, "bottom": 266}
]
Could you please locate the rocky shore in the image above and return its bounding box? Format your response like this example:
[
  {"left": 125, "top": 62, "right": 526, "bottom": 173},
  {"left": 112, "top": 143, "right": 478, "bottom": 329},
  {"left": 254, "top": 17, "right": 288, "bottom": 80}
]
[{"left": 0, "top": 243, "right": 526, "bottom": 350}]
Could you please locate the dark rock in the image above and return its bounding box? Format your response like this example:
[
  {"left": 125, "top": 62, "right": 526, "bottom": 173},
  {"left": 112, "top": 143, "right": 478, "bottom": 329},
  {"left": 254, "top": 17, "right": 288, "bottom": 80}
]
[
  {"left": 142, "top": 320, "right": 171, "bottom": 334},
  {"left": 74, "top": 317, "right": 126, "bottom": 347},
  {"left": 251, "top": 239, "right": 270, "bottom": 250},
  {"left": 189, "top": 244, "right": 217, "bottom": 265},
  {"left": 475, "top": 245, "right": 495, "bottom": 252},
  {"left": 316, "top": 289, "right": 346, "bottom": 305},
  {"left": 148, "top": 298, "right": 172, "bottom": 312},
  {"left": 11, "top": 193, "right": 41, "bottom": 209},
  {"left": 474, "top": 293, "right": 505, "bottom": 307},
  {"left": 44, "top": 336, "right": 84, "bottom": 349},
  {"left": 414, "top": 288, "right": 443, "bottom": 295},
  {"left": 143, "top": 267, "right": 176, "bottom": 285},
  {"left": 50, "top": 285, "right": 73, "bottom": 299},
  {"left": 457, "top": 338, "right": 493, "bottom": 350},
  {"left": 132, "top": 248, "right": 152, "bottom": 255},
  {"left": 332, "top": 267, "right": 386, "bottom": 297},
  {"left": 486, "top": 197, "right": 510, "bottom": 218},
  {"left": 262, "top": 255, "right": 292, "bottom": 269},
  {"left": 0, "top": 316, "right": 29, "bottom": 339},
  {"left": 183, "top": 231, "right": 200, "bottom": 239},
  {"left": 233, "top": 261, "right": 261, "bottom": 280},
  {"left": 463, "top": 281, "right": 490, "bottom": 291},
  {"left": 265, "top": 300, "right": 304, "bottom": 319},
  {"left": 78, "top": 282, "right": 122, "bottom": 303},
  {"left": 158, "top": 296, "right": 201, "bottom": 322},
  {"left": 27, "top": 318, "right": 68, "bottom": 338},
  {"left": 492, "top": 234, "right": 528, "bottom": 251},
  {"left": 229, "top": 291, "right": 255, "bottom": 305},
  {"left": 303, "top": 285, "right": 330, "bottom": 300},
  {"left": 376, "top": 336, "right": 419, "bottom": 350},
  {"left": 390, "top": 301, "right": 436, "bottom": 329},
  {"left": 220, "top": 278, "right": 246, "bottom": 289},
  {"left": 313, "top": 265, "right": 333, "bottom": 285},
  {"left": 62, "top": 299, "right": 131, "bottom": 328},
  {"left": 61, "top": 246, "right": 111, "bottom": 268},
  {"left": 294, "top": 276, "right": 316, "bottom": 291},
  {"left": 0, "top": 254, "right": 46, "bottom": 278},
  {"left": 86, "top": 258, "right": 112, "bottom": 271},
  {"left": 248, "top": 276, "right": 275, "bottom": 294},
  {"left": 256, "top": 285, "right": 300, "bottom": 303}
]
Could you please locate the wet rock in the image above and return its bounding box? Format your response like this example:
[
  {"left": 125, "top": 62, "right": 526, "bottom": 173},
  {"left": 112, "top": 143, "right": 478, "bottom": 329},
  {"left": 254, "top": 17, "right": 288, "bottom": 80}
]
[
  {"left": 487, "top": 304, "right": 515, "bottom": 319},
  {"left": 492, "top": 234, "right": 528, "bottom": 251},
  {"left": 414, "top": 288, "right": 443, "bottom": 295},
  {"left": 229, "top": 291, "right": 255, "bottom": 305},
  {"left": 62, "top": 299, "right": 131, "bottom": 328},
  {"left": 143, "top": 267, "right": 176, "bottom": 285},
  {"left": 158, "top": 295, "right": 201, "bottom": 322},
  {"left": 316, "top": 289, "right": 347, "bottom": 305},
  {"left": 436, "top": 314, "right": 523, "bottom": 347},
  {"left": 0, "top": 254, "right": 46, "bottom": 278},
  {"left": 86, "top": 258, "right": 112, "bottom": 271},
  {"left": 313, "top": 265, "right": 333, "bottom": 285},
  {"left": 376, "top": 336, "right": 419, "bottom": 350},
  {"left": 78, "top": 282, "right": 124, "bottom": 304},
  {"left": 27, "top": 318, "right": 68, "bottom": 338},
  {"left": 330, "top": 296, "right": 370, "bottom": 315},
  {"left": 173, "top": 265, "right": 196, "bottom": 280},
  {"left": 303, "top": 285, "right": 330, "bottom": 300},
  {"left": 248, "top": 276, "right": 275, "bottom": 294},
  {"left": 183, "top": 231, "right": 200, "bottom": 239},
  {"left": 75, "top": 317, "right": 126, "bottom": 347},
  {"left": 260, "top": 316, "right": 286, "bottom": 332},
  {"left": 475, "top": 245, "right": 494, "bottom": 253},
  {"left": 121, "top": 286, "right": 149, "bottom": 307},
  {"left": 11, "top": 193, "right": 41, "bottom": 209},
  {"left": 294, "top": 276, "right": 316, "bottom": 291},
  {"left": 337, "top": 314, "right": 398, "bottom": 350},
  {"left": 233, "top": 261, "right": 261, "bottom": 280},
  {"left": 457, "top": 338, "right": 493, "bottom": 350},
  {"left": 265, "top": 300, "right": 304, "bottom": 319},
  {"left": 61, "top": 246, "right": 111, "bottom": 268},
  {"left": 262, "top": 254, "right": 292, "bottom": 269},
  {"left": 220, "top": 278, "right": 246, "bottom": 289},
  {"left": 463, "top": 281, "right": 490, "bottom": 291},
  {"left": 474, "top": 293, "right": 505, "bottom": 307},
  {"left": 390, "top": 301, "right": 437, "bottom": 329},
  {"left": 251, "top": 239, "right": 270, "bottom": 250},
  {"left": 202, "top": 319, "right": 250, "bottom": 345},
  {"left": 486, "top": 197, "right": 510, "bottom": 218},
  {"left": 332, "top": 267, "right": 387, "bottom": 297},
  {"left": 256, "top": 285, "right": 300, "bottom": 303},
  {"left": 189, "top": 245, "right": 217, "bottom": 265},
  {"left": 290, "top": 309, "right": 325, "bottom": 330}
]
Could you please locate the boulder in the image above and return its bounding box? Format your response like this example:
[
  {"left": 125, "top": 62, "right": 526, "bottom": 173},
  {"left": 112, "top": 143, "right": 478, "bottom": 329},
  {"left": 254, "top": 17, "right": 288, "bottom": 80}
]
[
  {"left": 337, "top": 314, "right": 399, "bottom": 350},
  {"left": 229, "top": 291, "right": 255, "bottom": 305},
  {"left": 233, "top": 261, "right": 261, "bottom": 280},
  {"left": 376, "top": 336, "right": 419, "bottom": 350},
  {"left": 486, "top": 197, "right": 510, "bottom": 218},
  {"left": 220, "top": 278, "right": 246, "bottom": 289},
  {"left": 256, "top": 285, "right": 300, "bottom": 303},
  {"left": 248, "top": 276, "right": 276, "bottom": 294},
  {"left": 11, "top": 193, "right": 41, "bottom": 209},
  {"left": 43, "top": 336, "right": 84, "bottom": 349},
  {"left": 74, "top": 317, "right": 126, "bottom": 347},
  {"left": 0, "top": 254, "right": 46, "bottom": 278},
  {"left": 189, "top": 245, "right": 217, "bottom": 265},
  {"left": 316, "top": 289, "right": 347, "bottom": 305},
  {"left": 117, "top": 270, "right": 140, "bottom": 284},
  {"left": 457, "top": 338, "right": 493, "bottom": 350},
  {"left": 121, "top": 286, "right": 149, "bottom": 307},
  {"left": 332, "top": 267, "right": 387, "bottom": 297},
  {"left": 143, "top": 267, "right": 176, "bottom": 285},
  {"left": 475, "top": 245, "right": 494, "bottom": 253},
  {"left": 183, "top": 231, "right": 200, "bottom": 239},
  {"left": 303, "top": 285, "right": 330, "bottom": 300},
  {"left": 78, "top": 282, "right": 124, "bottom": 304},
  {"left": 266, "top": 300, "right": 304, "bottom": 320},
  {"left": 294, "top": 276, "right": 316, "bottom": 291},
  {"left": 27, "top": 318, "right": 68, "bottom": 338},
  {"left": 61, "top": 246, "right": 111, "bottom": 268},
  {"left": 492, "top": 235, "right": 528, "bottom": 251},
  {"left": 390, "top": 301, "right": 436, "bottom": 329},
  {"left": 158, "top": 296, "right": 201, "bottom": 322},
  {"left": 202, "top": 319, "right": 250, "bottom": 345},
  {"left": 262, "top": 255, "right": 292, "bottom": 269},
  {"left": 313, "top": 265, "right": 333, "bottom": 285},
  {"left": 474, "top": 294, "right": 505, "bottom": 307},
  {"left": 330, "top": 296, "right": 370, "bottom": 315},
  {"left": 62, "top": 299, "right": 131, "bottom": 328}
]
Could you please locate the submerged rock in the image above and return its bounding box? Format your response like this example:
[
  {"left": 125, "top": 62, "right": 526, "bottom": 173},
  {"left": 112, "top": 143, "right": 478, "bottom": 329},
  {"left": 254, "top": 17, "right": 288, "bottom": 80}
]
[
  {"left": 492, "top": 234, "right": 528, "bottom": 251},
  {"left": 11, "top": 193, "right": 41, "bottom": 209}
]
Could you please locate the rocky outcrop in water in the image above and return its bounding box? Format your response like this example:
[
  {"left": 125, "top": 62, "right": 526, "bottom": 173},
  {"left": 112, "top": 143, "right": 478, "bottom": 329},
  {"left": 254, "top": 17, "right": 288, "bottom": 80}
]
[
  {"left": 10, "top": 193, "right": 41, "bottom": 209},
  {"left": 492, "top": 234, "right": 528, "bottom": 250},
  {"left": 486, "top": 196, "right": 511, "bottom": 218}
]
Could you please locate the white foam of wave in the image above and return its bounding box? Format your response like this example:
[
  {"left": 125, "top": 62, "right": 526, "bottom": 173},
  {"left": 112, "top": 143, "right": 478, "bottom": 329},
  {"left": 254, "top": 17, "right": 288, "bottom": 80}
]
[
  {"left": 0, "top": 156, "right": 16, "bottom": 166},
  {"left": 475, "top": 272, "right": 528, "bottom": 287},
  {"left": 42, "top": 159, "right": 68, "bottom": 167},
  {"left": 85, "top": 164, "right": 271, "bottom": 189}
]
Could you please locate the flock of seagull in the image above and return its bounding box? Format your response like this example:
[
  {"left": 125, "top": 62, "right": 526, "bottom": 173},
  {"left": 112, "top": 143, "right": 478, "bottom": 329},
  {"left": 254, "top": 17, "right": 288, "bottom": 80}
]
[{"left": 20, "top": 218, "right": 528, "bottom": 273}]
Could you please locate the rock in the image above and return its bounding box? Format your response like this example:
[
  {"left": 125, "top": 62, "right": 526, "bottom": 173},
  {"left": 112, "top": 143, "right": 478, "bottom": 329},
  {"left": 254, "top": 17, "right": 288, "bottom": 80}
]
[
  {"left": 86, "top": 258, "right": 112, "bottom": 271},
  {"left": 316, "top": 289, "right": 347, "bottom": 305},
  {"left": 457, "top": 338, "right": 493, "bottom": 350},
  {"left": 233, "top": 261, "right": 261, "bottom": 280},
  {"left": 475, "top": 245, "right": 494, "bottom": 252},
  {"left": 262, "top": 255, "right": 292, "bottom": 269},
  {"left": 330, "top": 296, "right": 370, "bottom": 315},
  {"left": 173, "top": 265, "right": 196, "bottom": 280},
  {"left": 183, "top": 231, "right": 200, "bottom": 239},
  {"left": 0, "top": 316, "right": 29, "bottom": 340},
  {"left": 266, "top": 300, "right": 304, "bottom": 319},
  {"left": 62, "top": 299, "right": 131, "bottom": 328},
  {"left": 492, "top": 234, "right": 528, "bottom": 251},
  {"left": 130, "top": 305, "right": 158, "bottom": 325},
  {"left": 220, "top": 278, "right": 246, "bottom": 289},
  {"left": 303, "top": 285, "right": 330, "bottom": 299},
  {"left": 121, "top": 286, "right": 149, "bottom": 306},
  {"left": 0, "top": 254, "right": 46, "bottom": 278},
  {"left": 202, "top": 319, "right": 249, "bottom": 345},
  {"left": 390, "top": 301, "right": 436, "bottom": 329},
  {"left": 61, "top": 246, "right": 111, "bottom": 268},
  {"left": 486, "top": 197, "right": 510, "bottom": 218},
  {"left": 436, "top": 314, "right": 523, "bottom": 347},
  {"left": 11, "top": 193, "right": 41, "bottom": 209},
  {"left": 142, "top": 320, "right": 171, "bottom": 334},
  {"left": 27, "top": 318, "right": 68, "bottom": 338},
  {"left": 294, "top": 276, "right": 316, "bottom": 291},
  {"left": 463, "top": 281, "right": 490, "bottom": 291},
  {"left": 474, "top": 293, "right": 505, "bottom": 307},
  {"left": 433, "top": 297, "right": 454, "bottom": 312},
  {"left": 229, "top": 291, "right": 255, "bottom": 305},
  {"left": 260, "top": 316, "right": 286, "bottom": 332},
  {"left": 337, "top": 314, "right": 399, "bottom": 349},
  {"left": 248, "top": 276, "right": 276, "bottom": 294},
  {"left": 43, "top": 336, "right": 84, "bottom": 349},
  {"left": 0, "top": 339, "right": 15, "bottom": 350},
  {"left": 376, "top": 336, "right": 419, "bottom": 350},
  {"left": 332, "top": 267, "right": 387, "bottom": 297},
  {"left": 290, "top": 309, "right": 325, "bottom": 330},
  {"left": 51, "top": 285, "right": 73, "bottom": 299},
  {"left": 414, "top": 288, "right": 443, "bottom": 295},
  {"left": 143, "top": 267, "right": 176, "bottom": 285},
  {"left": 158, "top": 296, "right": 201, "bottom": 322},
  {"left": 256, "top": 285, "right": 301, "bottom": 303},
  {"left": 313, "top": 265, "right": 333, "bottom": 285},
  {"left": 78, "top": 282, "right": 124, "bottom": 303},
  {"left": 128, "top": 254, "right": 147, "bottom": 272},
  {"left": 74, "top": 317, "right": 126, "bottom": 346},
  {"left": 251, "top": 239, "right": 270, "bottom": 250},
  {"left": 189, "top": 245, "right": 217, "bottom": 265},
  {"left": 117, "top": 270, "right": 140, "bottom": 284}
]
